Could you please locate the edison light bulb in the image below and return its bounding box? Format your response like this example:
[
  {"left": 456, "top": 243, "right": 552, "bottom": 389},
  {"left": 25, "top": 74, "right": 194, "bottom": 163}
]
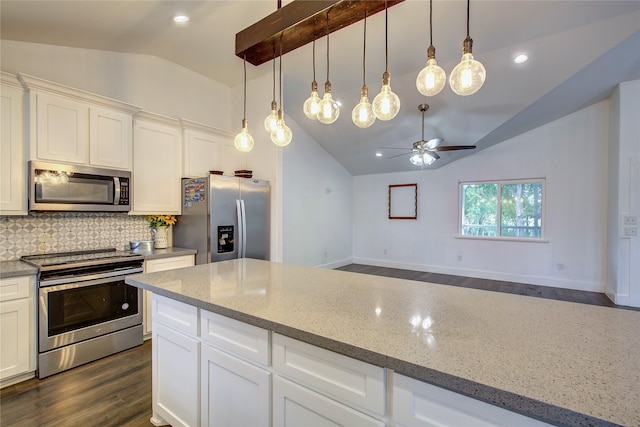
[
  {"left": 352, "top": 86, "right": 375, "bottom": 128},
  {"left": 263, "top": 101, "right": 278, "bottom": 132},
  {"left": 303, "top": 81, "right": 321, "bottom": 120},
  {"left": 317, "top": 82, "right": 340, "bottom": 124},
  {"left": 373, "top": 71, "right": 400, "bottom": 121},
  {"left": 234, "top": 119, "right": 254, "bottom": 153},
  {"left": 270, "top": 110, "right": 292, "bottom": 147},
  {"left": 449, "top": 38, "right": 486, "bottom": 96},
  {"left": 416, "top": 47, "right": 446, "bottom": 97}
]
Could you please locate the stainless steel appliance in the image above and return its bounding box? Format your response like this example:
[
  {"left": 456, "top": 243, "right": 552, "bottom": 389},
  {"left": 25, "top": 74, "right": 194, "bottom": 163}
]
[
  {"left": 21, "top": 249, "right": 144, "bottom": 378},
  {"left": 28, "top": 161, "right": 131, "bottom": 212},
  {"left": 174, "top": 175, "right": 270, "bottom": 265}
]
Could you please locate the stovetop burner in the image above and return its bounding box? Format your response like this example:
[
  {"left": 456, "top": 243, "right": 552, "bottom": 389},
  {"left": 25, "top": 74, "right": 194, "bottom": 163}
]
[{"left": 21, "top": 248, "right": 143, "bottom": 271}]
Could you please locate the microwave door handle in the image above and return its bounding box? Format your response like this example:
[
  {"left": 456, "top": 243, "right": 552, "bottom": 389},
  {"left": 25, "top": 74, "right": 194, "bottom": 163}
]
[{"left": 113, "top": 177, "right": 120, "bottom": 205}]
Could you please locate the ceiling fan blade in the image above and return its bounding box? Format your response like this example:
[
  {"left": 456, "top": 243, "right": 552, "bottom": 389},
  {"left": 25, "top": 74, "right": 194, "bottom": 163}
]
[
  {"left": 386, "top": 152, "right": 411, "bottom": 159},
  {"left": 425, "top": 137, "right": 443, "bottom": 149},
  {"left": 426, "top": 151, "right": 440, "bottom": 160},
  {"left": 434, "top": 145, "right": 477, "bottom": 151},
  {"left": 380, "top": 147, "right": 412, "bottom": 150}
]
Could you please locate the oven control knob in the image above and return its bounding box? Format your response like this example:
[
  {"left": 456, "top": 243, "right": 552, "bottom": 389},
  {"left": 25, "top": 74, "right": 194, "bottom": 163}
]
[{"left": 122, "top": 302, "right": 130, "bottom": 310}]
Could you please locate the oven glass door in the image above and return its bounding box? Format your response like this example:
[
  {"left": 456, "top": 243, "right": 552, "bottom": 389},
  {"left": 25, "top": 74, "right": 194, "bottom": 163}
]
[{"left": 39, "top": 276, "right": 141, "bottom": 352}]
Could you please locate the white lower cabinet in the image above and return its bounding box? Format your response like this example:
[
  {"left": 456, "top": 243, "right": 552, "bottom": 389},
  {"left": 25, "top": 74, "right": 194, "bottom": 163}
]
[
  {"left": 201, "top": 344, "right": 270, "bottom": 427},
  {"left": 393, "top": 373, "right": 552, "bottom": 427},
  {"left": 273, "top": 375, "right": 385, "bottom": 427},
  {"left": 0, "top": 275, "right": 36, "bottom": 385},
  {"left": 143, "top": 254, "right": 195, "bottom": 338}
]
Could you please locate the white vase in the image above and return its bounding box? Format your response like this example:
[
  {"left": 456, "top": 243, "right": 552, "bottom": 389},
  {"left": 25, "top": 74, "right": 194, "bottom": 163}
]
[{"left": 151, "top": 226, "right": 168, "bottom": 249}]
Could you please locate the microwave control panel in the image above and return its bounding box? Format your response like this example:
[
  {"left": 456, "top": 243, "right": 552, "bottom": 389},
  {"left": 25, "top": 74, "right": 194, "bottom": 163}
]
[{"left": 118, "top": 179, "right": 130, "bottom": 205}]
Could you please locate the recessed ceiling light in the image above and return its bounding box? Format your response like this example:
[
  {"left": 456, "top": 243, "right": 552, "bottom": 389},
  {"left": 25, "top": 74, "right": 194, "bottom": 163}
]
[
  {"left": 172, "top": 14, "right": 189, "bottom": 24},
  {"left": 375, "top": 152, "right": 383, "bottom": 157},
  {"left": 514, "top": 54, "right": 528, "bottom": 64}
]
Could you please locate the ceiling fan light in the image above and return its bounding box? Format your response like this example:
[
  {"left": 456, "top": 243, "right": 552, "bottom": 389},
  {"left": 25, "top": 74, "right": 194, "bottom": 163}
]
[
  {"left": 352, "top": 86, "right": 375, "bottom": 128},
  {"left": 423, "top": 153, "right": 436, "bottom": 165},
  {"left": 409, "top": 153, "right": 424, "bottom": 166},
  {"left": 417, "top": 57, "right": 446, "bottom": 97}
]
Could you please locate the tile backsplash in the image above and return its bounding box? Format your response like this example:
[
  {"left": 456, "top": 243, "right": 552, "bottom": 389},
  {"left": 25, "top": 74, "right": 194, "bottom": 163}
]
[{"left": 0, "top": 212, "right": 155, "bottom": 261}]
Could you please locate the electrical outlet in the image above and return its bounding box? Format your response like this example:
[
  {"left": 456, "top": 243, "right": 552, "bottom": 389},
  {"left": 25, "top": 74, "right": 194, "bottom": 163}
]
[
  {"left": 624, "top": 215, "right": 638, "bottom": 226},
  {"left": 383, "top": 249, "right": 388, "bottom": 255},
  {"left": 624, "top": 227, "right": 637, "bottom": 237},
  {"left": 456, "top": 252, "right": 463, "bottom": 262},
  {"left": 557, "top": 263, "right": 565, "bottom": 271}
]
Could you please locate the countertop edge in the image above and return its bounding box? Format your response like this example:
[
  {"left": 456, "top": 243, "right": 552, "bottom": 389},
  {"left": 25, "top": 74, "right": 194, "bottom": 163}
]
[
  {"left": 132, "top": 247, "right": 197, "bottom": 260},
  {"left": 125, "top": 278, "right": 618, "bottom": 427},
  {"left": 0, "top": 260, "right": 38, "bottom": 279}
]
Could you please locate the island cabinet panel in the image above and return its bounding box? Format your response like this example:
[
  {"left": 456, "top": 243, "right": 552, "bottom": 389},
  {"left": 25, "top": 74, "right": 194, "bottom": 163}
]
[
  {"left": 272, "top": 333, "right": 386, "bottom": 416},
  {"left": 200, "top": 344, "right": 271, "bottom": 427},
  {"left": 393, "top": 373, "right": 552, "bottom": 427},
  {"left": 152, "top": 293, "right": 198, "bottom": 337},
  {"left": 200, "top": 310, "right": 270, "bottom": 366},
  {"left": 273, "top": 375, "right": 386, "bottom": 427}
]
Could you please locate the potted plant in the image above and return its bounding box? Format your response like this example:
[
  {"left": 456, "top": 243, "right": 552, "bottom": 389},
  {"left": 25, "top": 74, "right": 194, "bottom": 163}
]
[{"left": 148, "top": 215, "right": 178, "bottom": 249}]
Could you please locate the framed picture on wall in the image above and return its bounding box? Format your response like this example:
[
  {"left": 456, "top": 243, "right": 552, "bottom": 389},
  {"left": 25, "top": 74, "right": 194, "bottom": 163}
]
[{"left": 388, "top": 183, "right": 417, "bottom": 219}]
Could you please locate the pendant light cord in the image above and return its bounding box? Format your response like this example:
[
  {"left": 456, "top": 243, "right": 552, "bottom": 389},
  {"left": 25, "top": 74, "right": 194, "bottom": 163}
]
[
  {"left": 312, "top": 39, "right": 316, "bottom": 83},
  {"left": 242, "top": 55, "right": 247, "bottom": 119},
  {"left": 384, "top": 0, "right": 388, "bottom": 73},
  {"left": 279, "top": 33, "right": 283, "bottom": 110},
  {"left": 362, "top": 11, "right": 367, "bottom": 86},
  {"left": 272, "top": 45, "right": 276, "bottom": 103},
  {"left": 325, "top": 10, "right": 330, "bottom": 82},
  {"left": 429, "top": 0, "right": 433, "bottom": 46},
  {"left": 466, "top": 0, "right": 470, "bottom": 38}
]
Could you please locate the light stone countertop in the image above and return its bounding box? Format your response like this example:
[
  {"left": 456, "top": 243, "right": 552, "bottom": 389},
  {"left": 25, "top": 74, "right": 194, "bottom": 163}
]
[
  {"left": 0, "top": 260, "right": 38, "bottom": 279},
  {"left": 130, "top": 246, "right": 197, "bottom": 261},
  {"left": 125, "top": 258, "right": 640, "bottom": 427}
]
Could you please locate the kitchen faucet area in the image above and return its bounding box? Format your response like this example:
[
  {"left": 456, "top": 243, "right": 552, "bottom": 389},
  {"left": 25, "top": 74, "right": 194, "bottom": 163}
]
[{"left": 1, "top": 1, "right": 639, "bottom": 426}]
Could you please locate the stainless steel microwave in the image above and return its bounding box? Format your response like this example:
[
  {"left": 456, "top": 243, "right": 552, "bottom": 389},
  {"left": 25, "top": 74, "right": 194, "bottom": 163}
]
[{"left": 29, "top": 161, "right": 131, "bottom": 212}]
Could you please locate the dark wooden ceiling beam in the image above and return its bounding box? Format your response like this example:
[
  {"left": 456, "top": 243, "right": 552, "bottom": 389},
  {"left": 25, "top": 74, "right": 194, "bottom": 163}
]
[{"left": 236, "top": 0, "right": 404, "bottom": 66}]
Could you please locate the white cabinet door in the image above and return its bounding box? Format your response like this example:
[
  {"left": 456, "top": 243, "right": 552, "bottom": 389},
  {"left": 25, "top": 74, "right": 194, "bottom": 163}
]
[
  {"left": 143, "top": 255, "right": 195, "bottom": 337},
  {"left": 183, "top": 128, "right": 231, "bottom": 177},
  {"left": 35, "top": 92, "right": 89, "bottom": 164},
  {"left": 132, "top": 118, "right": 182, "bottom": 214},
  {"left": 393, "top": 373, "right": 551, "bottom": 427},
  {"left": 89, "top": 106, "right": 132, "bottom": 170},
  {"left": 201, "top": 344, "right": 271, "bottom": 427},
  {"left": 273, "top": 375, "right": 385, "bottom": 427},
  {"left": 0, "top": 74, "right": 26, "bottom": 215},
  {"left": 153, "top": 321, "right": 200, "bottom": 427},
  {"left": 0, "top": 298, "right": 31, "bottom": 380}
]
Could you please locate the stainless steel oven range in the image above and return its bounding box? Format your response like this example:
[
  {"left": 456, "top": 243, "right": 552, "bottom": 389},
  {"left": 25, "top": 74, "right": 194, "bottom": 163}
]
[{"left": 21, "top": 249, "right": 144, "bottom": 378}]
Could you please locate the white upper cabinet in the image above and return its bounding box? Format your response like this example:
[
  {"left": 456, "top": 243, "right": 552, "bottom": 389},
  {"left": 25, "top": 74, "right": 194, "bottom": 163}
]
[
  {"left": 0, "top": 72, "right": 27, "bottom": 215},
  {"left": 132, "top": 112, "right": 182, "bottom": 215},
  {"left": 19, "top": 73, "right": 139, "bottom": 170},
  {"left": 181, "top": 119, "right": 236, "bottom": 177}
]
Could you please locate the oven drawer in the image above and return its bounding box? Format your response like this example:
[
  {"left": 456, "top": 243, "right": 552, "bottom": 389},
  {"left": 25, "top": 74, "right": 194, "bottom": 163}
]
[{"left": 0, "top": 276, "right": 32, "bottom": 302}]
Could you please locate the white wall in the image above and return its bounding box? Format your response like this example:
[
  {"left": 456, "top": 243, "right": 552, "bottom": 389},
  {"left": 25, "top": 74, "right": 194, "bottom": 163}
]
[
  {"left": 281, "top": 117, "right": 353, "bottom": 268},
  {"left": 607, "top": 80, "right": 640, "bottom": 306},
  {"left": 354, "top": 101, "right": 611, "bottom": 292}
]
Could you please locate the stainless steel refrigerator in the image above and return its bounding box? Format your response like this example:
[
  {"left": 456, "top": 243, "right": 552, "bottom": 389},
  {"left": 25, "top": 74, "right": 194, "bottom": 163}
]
[{"left": 174, "top": 175, "right": 270, "bottom": 265}]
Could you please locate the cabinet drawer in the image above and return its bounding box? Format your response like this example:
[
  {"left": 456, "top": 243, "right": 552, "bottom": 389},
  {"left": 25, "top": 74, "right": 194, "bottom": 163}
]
[
  {"left": 0, "top": 276, "right": 31, "bottom": 302},
  {"left": 145, "top": 255, "right": 194, "bottom": 273},
  {"left": 393, "top": 373, "right": 552, "bottom": 427},
  {"left": 152, "top": 294, "right": 199, "bottom": 337},
  {"left": 273, "top": 333, "right": 386, "bottom": 416},
  {"left": 201, "top": 310, "right": 270, "bottom": 366}
]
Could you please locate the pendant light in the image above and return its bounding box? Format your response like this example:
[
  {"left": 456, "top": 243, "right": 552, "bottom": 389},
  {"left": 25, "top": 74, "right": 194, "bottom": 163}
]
[
  {"left": 303, "top": 39, "right": 321, "bottom": 120},
  {"left": 263, "top": 47, "right": 278, "bottom": 132},
  {"left": 270, "top": 36, "right": 292, "bottom": 147},
  {"left": 316, "top": 10, "right": 340, "bottom": 125},
  {"left": 373, "top": 0, "right": 400, "bottom": 121},
  {"left": 416, "top": 0, "right": 446, "bottom": 97},
  {"left": 351, "top": 11, "right": 375, "bottom": 129},
  {"left": 234, "top": 56, "right": 254, "bottom": 153},
  {"left": 449, "top": 0, "right": 486, "bottom": 96}
]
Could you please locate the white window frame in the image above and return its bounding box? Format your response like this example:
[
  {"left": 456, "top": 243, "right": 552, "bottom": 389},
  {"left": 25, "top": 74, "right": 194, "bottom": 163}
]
[{"left": 458, "top": 178, "right": 546, "bottom": 242}]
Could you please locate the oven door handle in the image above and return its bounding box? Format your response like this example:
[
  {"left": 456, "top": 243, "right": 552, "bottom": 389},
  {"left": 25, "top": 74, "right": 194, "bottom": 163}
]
[{"left": 39, "top": 267, "right": 144, "bottom": 287}]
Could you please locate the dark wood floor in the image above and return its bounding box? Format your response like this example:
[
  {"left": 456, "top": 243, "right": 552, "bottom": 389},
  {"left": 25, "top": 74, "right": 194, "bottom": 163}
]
[
  {"left": 0, "top": 340, "right": 154, "bottom": 427},
  {"left": 336, "top": 263, "right": 639, "bottom": 310}
]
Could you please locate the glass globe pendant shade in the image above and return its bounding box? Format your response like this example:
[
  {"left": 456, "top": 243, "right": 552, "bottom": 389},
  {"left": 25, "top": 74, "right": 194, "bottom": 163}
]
[
  {"left": 234, "top": 119, "right": 254, "bottom": 153},
  {"left": 270, "top": 110, "right": 292, "bottom": 147},
  {"left": 303, "top": 81, "right": 321, "bottom": 120},
  {"left": 409, "top": 153, "right": 423, "bottom": 166},
  {"left": 416, "top": 50, "right": 446, "bottom": 97},
  {"left": 373, "top": 72, "right": 400, "bottom": 121},
  {"left": 263, "top": 100, "right": 278, "bottom": 132},
  {"left": 317, "top": 82, "right": 340, "bottom": 124},
  {"left": 449, "top": 39, "right": 486, "bottom": 96},
  {"left": 352, "top": 86, "right": 375, "bottom": 128}
]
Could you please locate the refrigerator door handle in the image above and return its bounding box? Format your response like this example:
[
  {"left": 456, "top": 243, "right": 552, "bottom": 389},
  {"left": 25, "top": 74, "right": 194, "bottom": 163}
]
[
  {"left": 240, "top": 199, "right": 247, "bottom": 258},
  {"left": 236, "top": 199, "right": 243, "bottom": 258}
]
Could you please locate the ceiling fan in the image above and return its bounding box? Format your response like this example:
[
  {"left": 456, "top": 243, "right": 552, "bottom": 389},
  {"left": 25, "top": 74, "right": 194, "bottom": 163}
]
[{"left": 385, "top": 104, "right": 476, "bottom": 166}]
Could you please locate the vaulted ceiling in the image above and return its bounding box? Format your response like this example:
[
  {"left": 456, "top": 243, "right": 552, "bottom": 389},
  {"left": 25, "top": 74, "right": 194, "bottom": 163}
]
[{"left": 2, "top": 1, "right": 639, "bottom": 175}]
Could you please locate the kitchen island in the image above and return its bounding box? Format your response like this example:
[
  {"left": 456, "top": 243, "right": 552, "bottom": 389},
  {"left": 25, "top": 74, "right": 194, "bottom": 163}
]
[{"left": 126, "top": 259, "right": 640, "bottom": 427}]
